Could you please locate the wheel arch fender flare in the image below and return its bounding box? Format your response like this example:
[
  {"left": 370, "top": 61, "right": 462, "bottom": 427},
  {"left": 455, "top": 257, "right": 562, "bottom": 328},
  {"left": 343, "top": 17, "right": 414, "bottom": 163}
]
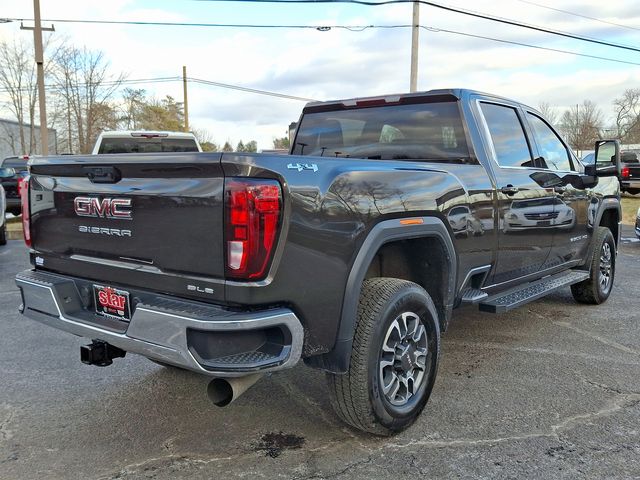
[
  {"left": 309, "top": 216, "right": 457, "bottom": 374},
  {"left": 593, "top": 200, "right": 622, "bottom": 246}
]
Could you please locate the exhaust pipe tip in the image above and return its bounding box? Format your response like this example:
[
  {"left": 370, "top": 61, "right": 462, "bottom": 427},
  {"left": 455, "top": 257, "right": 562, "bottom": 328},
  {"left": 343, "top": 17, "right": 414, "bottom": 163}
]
[
  {"left": 207, "top": 373, "right": 264, "bottom": 407},
  {"left": 207, "top": 378, "right": 234, "bottom": 407}
]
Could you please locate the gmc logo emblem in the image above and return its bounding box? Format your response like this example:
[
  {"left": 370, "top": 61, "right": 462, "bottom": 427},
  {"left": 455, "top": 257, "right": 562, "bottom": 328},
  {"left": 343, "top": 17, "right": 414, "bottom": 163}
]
[{"left": 74, "top": 197, "right": 132, "bottom": 220}]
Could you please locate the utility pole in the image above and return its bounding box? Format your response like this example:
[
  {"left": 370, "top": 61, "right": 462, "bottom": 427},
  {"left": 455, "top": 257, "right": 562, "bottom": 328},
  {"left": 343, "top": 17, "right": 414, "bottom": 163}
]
[
  {"left": 183, "top": 66, "right": 189, "bottom": 132},
  {"left": 409, "top": 2, "right": 420, "bottom": 93},
  {"left": 21, "top": 0, "right": 54, "bottom": 155}
]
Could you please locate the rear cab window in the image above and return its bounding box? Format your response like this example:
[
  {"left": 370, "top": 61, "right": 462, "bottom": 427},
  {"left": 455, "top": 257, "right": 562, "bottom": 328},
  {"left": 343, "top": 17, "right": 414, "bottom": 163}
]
[
  {"left": 98, "top": 137, "right": 199, "bottom": 154},
  {"left": 292, "top": 100, "right": 474, "bottom": 164}
]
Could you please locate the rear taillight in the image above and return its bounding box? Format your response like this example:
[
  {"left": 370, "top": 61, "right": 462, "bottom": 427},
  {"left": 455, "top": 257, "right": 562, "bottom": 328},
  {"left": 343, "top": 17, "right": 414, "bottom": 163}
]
[
  {"left": 225, "top": 178, "right": 282, "bottom": 280},
  {"left": 622, "top": 166, "right": 630, "bottom": 178},
  {"left": 18, "top": 175, "right": 31, "bottom": 248}
]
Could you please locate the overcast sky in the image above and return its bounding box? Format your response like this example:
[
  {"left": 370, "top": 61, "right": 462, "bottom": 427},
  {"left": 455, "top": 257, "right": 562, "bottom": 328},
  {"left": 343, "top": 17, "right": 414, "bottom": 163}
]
[{"left": 1, "top": 0, "right": 639, "bottom": 149}]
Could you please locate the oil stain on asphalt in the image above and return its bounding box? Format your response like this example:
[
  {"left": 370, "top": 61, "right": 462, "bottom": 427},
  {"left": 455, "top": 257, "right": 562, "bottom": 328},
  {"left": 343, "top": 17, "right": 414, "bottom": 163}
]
[{"left": 253, "top": 432, "right": 305, "bottom": 458}]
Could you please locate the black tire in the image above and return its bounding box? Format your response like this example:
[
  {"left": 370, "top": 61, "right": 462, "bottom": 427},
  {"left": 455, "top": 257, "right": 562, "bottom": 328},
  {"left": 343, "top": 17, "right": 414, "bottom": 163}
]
[
  {"left": 326, "top": 278, "right": 440, "bottom": 436},
  {"left": 0, "top": 223, "right": 6, "bottom": 246},
  {"left": 571, "top": 227, "right": 615, "bottom": 304}
]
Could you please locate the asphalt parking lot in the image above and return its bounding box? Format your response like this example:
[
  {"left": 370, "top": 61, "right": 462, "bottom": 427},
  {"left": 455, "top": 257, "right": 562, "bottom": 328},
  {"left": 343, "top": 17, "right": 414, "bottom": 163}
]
[{"left": 1, "top": 228, "right": 639, "bottom": 480}]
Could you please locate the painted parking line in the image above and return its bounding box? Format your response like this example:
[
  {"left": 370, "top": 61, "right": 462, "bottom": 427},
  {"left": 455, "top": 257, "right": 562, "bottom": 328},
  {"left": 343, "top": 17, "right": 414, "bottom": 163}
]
[{"left": 621, "top": 237, "right": 639, "bottom": 244}]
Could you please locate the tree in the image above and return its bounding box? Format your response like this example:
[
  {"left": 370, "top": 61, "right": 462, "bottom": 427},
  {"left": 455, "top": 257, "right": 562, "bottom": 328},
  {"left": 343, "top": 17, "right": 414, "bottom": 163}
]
[
  {"left": 235, "top": 140, "right": 257, "bottom": 152},
  {"left": 192, "top": 127, "right": 219, "bottom": 151},
  {"left": 538, "top": 102, "right": 559, "bottom": 127},
  {"left": 52, "top": 46, "right": 123, "bottom": 153},
  {"left": 560, "top": 100, "right": 603, "bottom": 151},
  {"left": 0, "top": 37, "right": 60, "bottom": 154},
  {"left": 222, "top": 141, "right": 233, "bottom": 152},
  {"left": 138, "top": 95, "right": 184, "bottom": 131},
  {"left": 613, "top": 88, "right": 640, "bottom": 144},
  {"left": 120, "top": 88, "right": 146, "bottom": 130},
  {"left": 273, "top": 136, "right": 290, "bottom": 149}
]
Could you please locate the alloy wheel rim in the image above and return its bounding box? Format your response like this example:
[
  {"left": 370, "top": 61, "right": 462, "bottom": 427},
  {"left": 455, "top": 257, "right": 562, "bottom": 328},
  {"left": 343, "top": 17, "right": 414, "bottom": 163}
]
[
  {"left": 598, "top": 242, "right": 612, "bottom": 293},
  {"left": 379, "top": 311, "right": 428, "bottom": 406}
]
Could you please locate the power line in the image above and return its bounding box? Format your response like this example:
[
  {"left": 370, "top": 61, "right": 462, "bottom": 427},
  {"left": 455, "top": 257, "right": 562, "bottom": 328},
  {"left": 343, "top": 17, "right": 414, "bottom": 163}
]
[
  {"left": 0, "top": 74, "right": 317, "bottom": 101},
  {"left": 0, "top": 76, "right": 181, "bottom": 94},
  {"left": 194, "top": 0, "right": 640, "bottom": 53},
  {"left": 2, "top": 17, "right": 638, "bottom": 68},
  {"left": 421, "top": 26, "right": 640, "bottom": 67},
  {"left": 189, "top": 77, "right": 317, "bottom": 101},
  {"left": 8, "top": 11, "right": 640, "bottom": 54},
  {"left": 512, "top": 0, "right": 640, "bottom": 33},
  {"left": 2, "top": 17, "right": 405, "bottom": 32}
]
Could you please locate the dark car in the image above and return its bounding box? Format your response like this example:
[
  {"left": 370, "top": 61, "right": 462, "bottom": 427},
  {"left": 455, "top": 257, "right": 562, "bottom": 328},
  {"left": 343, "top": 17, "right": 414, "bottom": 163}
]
[
  {"left": 620, "top": 150, "right": 640, "bottom": 195},
  {"left": 1, "top": 156, "right": 30, "bottom": 215},
  {"left": 0, "top": 183, "right": 6, "bottom": 244}
]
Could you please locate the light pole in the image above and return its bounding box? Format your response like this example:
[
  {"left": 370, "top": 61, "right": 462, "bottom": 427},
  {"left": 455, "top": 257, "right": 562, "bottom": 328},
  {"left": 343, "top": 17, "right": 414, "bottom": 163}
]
[
  {"left": 21, "top": 0, "right": 54, "bottom": 155},
  {"left": 183, "top": 65, "right": 189, "bottom": 132},
  {"left": 409, "top": 2, "right": 420, "bottom": 93}
]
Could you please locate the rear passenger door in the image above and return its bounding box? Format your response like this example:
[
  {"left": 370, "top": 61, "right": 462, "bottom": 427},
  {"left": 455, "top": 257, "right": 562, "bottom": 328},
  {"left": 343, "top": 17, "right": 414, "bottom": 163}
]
[
  {"left": 477, "top": 101, "right": 557, "bottom": 286},
  {"left": 524, "top": 111, "right": 590, "bottom": 265}
]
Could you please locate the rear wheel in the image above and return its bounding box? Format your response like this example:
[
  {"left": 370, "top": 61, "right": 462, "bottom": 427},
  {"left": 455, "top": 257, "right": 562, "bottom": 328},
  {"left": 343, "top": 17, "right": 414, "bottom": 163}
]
[
  {"left": 571, "top": 227, "right": 615, "bottom": 304},
  {"left": 326, "top": 278, "right": 440, "bottom": 435},
  {"left": 0, "top": 223, "right": 6, "bottom": 245}
]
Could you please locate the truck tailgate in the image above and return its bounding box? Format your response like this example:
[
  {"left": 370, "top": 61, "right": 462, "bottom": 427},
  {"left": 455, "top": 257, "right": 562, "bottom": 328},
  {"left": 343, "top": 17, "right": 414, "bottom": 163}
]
[{"left": 28, "top": 154, "right": 225, "bottom": 297}]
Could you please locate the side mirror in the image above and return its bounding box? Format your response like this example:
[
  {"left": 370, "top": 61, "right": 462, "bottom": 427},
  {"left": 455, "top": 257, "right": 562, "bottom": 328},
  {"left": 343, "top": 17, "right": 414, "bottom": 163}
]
[
  {"left": 591, "top": 139, "right": 620, "bottom": 177},
  {"left": 0, "top": 167, "right": 16, "bottom": 179}
]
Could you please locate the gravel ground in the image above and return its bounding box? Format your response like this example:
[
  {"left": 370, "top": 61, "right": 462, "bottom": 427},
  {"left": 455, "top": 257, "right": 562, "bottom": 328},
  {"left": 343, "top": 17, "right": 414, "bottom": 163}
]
[{"left": 1, "top": 228, "right": 639, "bottom": 479}]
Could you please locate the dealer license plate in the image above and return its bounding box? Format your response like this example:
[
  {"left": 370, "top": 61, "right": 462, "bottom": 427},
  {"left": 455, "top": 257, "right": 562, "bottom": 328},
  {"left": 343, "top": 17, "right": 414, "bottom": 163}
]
[{"left": 93, "top": 284, "right": 131, "bottom": 321}]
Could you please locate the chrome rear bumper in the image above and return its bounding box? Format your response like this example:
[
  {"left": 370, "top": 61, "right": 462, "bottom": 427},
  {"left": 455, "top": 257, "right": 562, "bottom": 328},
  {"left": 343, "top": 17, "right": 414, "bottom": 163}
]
[{"left": 16, "top": 269, "right": 303, "bottom": 377}]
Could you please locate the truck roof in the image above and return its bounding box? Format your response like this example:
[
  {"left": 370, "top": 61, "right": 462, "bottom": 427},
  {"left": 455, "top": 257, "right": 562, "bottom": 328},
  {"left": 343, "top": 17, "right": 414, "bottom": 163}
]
[
  {"left": 303, "top": 88, "right": 532, "bottom": 112},
  {"left": 97, "top": 130, "right": 198, "bottom": 138}
]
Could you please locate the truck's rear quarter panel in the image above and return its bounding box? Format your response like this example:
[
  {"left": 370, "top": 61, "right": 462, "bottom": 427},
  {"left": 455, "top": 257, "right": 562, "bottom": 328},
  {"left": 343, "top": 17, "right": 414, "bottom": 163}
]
[{"left": 221, "top": 153, "right": 494, "bottom": 354}]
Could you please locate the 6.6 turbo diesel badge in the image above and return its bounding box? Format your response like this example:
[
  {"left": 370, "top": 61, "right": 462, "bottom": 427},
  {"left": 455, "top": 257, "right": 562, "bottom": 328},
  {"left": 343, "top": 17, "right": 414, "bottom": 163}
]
[{"left": 74, "top": 196, "right": 132, "bottom": 220}]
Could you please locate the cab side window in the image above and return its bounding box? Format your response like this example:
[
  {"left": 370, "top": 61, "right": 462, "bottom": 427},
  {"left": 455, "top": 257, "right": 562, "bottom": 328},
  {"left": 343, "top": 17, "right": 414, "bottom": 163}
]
[
  {"left": 480, "top": 103, "right": 535, "bottom": 168},
  {"left": 526, "top": 113, "right": 574, "bottom": 172}
]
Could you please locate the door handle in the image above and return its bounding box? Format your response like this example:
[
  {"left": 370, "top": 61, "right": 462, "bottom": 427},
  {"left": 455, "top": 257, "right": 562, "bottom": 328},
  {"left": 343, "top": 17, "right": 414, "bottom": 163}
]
[
  {"left": 500, "top": 185, "right": 520, "bottom": 196},
  {"left": 554, "top": 185, "right": 567, "bottom": 194}
]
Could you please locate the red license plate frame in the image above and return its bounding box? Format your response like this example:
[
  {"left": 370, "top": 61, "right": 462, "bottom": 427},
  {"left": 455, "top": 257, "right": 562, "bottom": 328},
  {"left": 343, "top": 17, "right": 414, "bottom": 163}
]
[{"left": 93, "top": 284, "right": 132, "bottom": 321}]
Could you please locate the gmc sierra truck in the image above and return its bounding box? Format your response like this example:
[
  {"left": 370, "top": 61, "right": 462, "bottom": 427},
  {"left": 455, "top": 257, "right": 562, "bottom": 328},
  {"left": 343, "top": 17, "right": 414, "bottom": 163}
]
[{"left": 15, "top": 89, "right": 622, "bottom": 435}]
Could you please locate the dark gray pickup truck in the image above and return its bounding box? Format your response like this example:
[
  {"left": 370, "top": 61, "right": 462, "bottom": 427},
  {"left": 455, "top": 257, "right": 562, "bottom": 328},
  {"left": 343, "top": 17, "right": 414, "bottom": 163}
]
[{"left": 15, "top": 89, "right": 622, "bottom": 435}]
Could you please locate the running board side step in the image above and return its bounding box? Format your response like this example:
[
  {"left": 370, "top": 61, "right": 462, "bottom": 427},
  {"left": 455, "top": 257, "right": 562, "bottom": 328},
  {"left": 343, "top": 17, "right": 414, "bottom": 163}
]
[
  {"left": 460, "top": 287, "right": 489, "bottom": 304},
  {"left": 478, "top": 270, "right": 589, "bottom": 314}
]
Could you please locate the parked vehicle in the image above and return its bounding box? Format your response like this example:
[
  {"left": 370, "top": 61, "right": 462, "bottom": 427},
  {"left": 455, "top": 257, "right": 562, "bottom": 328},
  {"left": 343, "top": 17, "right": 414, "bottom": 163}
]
[
  {"left": 447, "top": 205, "right": 483, "bottom": 237},
  {"left": 503, "top": 197, "right": 575, "bottom": 232},
  {"left": 16, "top": 89, "right": 622, "bottom": 435},
  {"left": 91, "top": 131, "right": 202, "bottom": 154},
  {"left": 0, "top": 183, "right": 6, "bottom": 245},
  {"left": 1, "top": 155, "right": 30, "bottom": 216},
  {"left": 619, "top": 149, "right": 640, "bottom": 195}
]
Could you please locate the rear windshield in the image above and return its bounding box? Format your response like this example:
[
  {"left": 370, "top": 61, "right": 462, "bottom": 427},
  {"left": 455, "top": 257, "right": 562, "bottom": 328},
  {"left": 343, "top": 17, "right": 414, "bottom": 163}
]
[
  {"left": 2, "top": 159, "right": 29, "bottom": 172},
  {"left": 98, "top": 137, "right": 199, "bottom": 154},
  {"left": 292, "top": 101, "right": 472, "bottom": 163}
]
